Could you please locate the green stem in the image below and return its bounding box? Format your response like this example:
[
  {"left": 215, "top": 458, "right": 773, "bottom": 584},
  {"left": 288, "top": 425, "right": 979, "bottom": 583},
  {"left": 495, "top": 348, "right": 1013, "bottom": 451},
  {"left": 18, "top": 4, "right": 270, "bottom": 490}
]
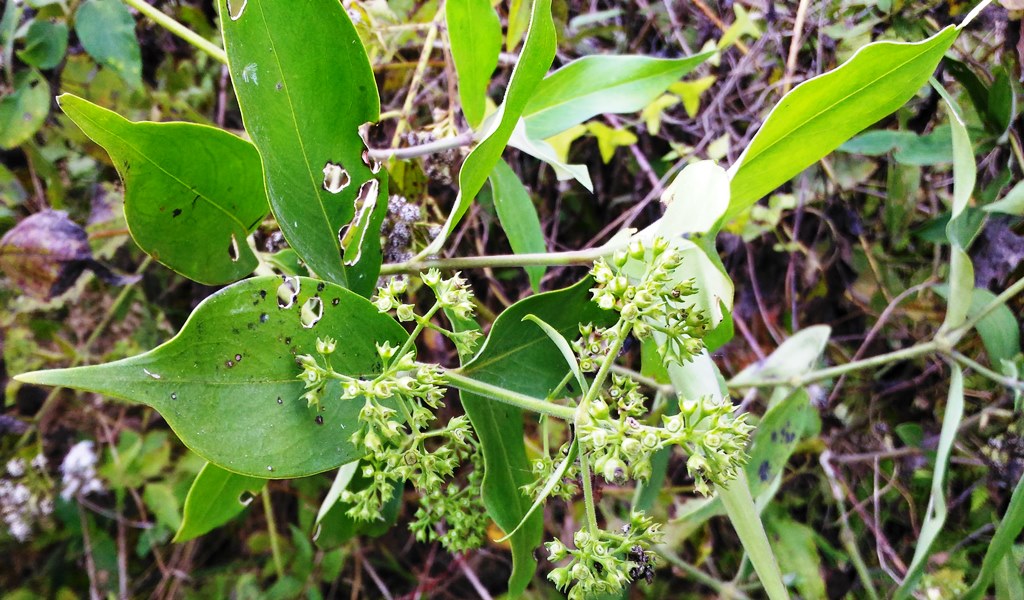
[
  {"left": 716, "top": 479, "right": 790, "bottom": 600},
  {"left": 579, "top": 451, "right": 600, "bottom": 535},
  {"left": 657, "top": 547, "right": 753, "bottom": 600},
  {"left": 442, "top": 369, "right": 576, "bottom": 420},
  {"left": 728, "top": 339, "right": 941, "bottom": 389},
  {"left": 397, "top": 303, "right": 442, "bottom": 359},
  {"left": 379, "top": 247, "right": 610, "bottom": 276},
  {"left": 121, "top": 0, "right": 227, "bottom": 64},
  {"left": 951, "top": 351, "right": 1024, "bottom": 390},
  {"left": 262, "top": 487, "right": 285, "bottom": 580}
]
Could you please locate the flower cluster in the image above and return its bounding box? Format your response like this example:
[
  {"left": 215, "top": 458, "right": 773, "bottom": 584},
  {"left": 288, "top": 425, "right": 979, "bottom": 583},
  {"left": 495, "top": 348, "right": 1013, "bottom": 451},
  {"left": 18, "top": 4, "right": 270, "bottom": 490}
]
[
  {"left": 294, "top": 270, "right": 490, "bottom": 551},
  {"left": 662, "top": 394, "right": 754, "bottom": 496},
  {"left": 410, "top": 447, "right": 491, "bottom": 553},
  {"left": 590, "top": 238, "right": 710, "bottom": 365},
  {"left": 575, "top": 374, "right": 752, "bottom": 494},
  {"left": 60, "top": 441, "right": 104, "bottom": 501},
  {"left": 1, "top": 453, "right": 52, "bottom": 542},
  {"left": 546, "top": 512, "right": 662, "bottom": 600},
  {"left": 571, "top": 324, "right": 614, "bottom": 373}
]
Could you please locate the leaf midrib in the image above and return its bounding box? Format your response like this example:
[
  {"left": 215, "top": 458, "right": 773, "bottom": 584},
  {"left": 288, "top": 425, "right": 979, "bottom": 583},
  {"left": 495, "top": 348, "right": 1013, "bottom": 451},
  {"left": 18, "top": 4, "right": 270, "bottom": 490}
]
[
  {"left": 525, "top": 56, "right": 699, "bottom": 122},
  {"left": 739, "top": 32, "right": 951, "bottom": 173},
  {"left": 252, "top": 0, "right": 340, "bottom": 261},
  {"left": 70, "top": 107, "right": 250, "bottom": 233}
]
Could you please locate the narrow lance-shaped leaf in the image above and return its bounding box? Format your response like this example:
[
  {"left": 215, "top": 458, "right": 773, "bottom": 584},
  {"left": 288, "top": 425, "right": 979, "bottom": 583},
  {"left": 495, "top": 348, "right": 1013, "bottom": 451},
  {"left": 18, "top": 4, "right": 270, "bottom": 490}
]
[
  {"left": 446, "top": 0, "right": 501, "bottom": 128},
  {"left": 175, "top": 462, "right": 266, "bottom": 542},
  {"left": 964, "top": 473, "right": 1024, "bottom": 599},
  {"left": 523, "top": 52, "right": 715, "bottom": 139},
  {"left": 894, "top": 364, "right": 965, "bottom": 599},
  {"left": 58, "top": 94, "right": 268, "bottom": 285},
  {"left": 16, "top": 276, "right": 408, "bottom": 478},
  {"left": 219, "top": 0, "right": 387, "bottom": 295},
  {"left": 489, "top": 159, "right": 547, "bottom": 291},
  {"left": 726, "top": 26, "right": 958, "bottom": 222},
  {"left": 424, "top": 0, "right": 555, "bottom": 256}
]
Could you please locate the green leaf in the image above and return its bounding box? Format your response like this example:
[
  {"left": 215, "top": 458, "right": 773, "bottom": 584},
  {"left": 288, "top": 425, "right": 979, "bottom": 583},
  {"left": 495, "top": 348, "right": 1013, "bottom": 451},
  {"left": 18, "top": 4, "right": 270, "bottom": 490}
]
[
  {"left": 935, "top": 286, "right": 1021, "bottom": 365},
  {"left": 0, "top": 70, "right": 49, "bottom": 150},
  {"left": 726, "top": 26, "right": 958, "bottom": 222},
  {"left": 457, "top": 278, "right": 613, "bottom": 596},
  {"left": 489, "top": 159, "right": 546, "bottom": 290},
  {"left": 894, "top": 364, "right": 965, "bottom": 599},
  {"left": 933, "top": 80, "right": 976, "bottom": 223},
  {"left": 16, "top": 276, "right": 408, "bottom": 478},
  {"left": 57, "top": 94, "right": 268, "bottom": 285},
  {"left": 507, "top": 123, "right": 593, "bottom": 190},
  {"left": 717, "top": 479, "right": 790, "bottom": 600},
  {"left": 425, "top": 0, "right": 555, "bottom": 255},
  {"left": 17, "top": 20, "right": 68, "bottom": 70},
  {"left": 523, "top": 52, "right": 715, "bottom": 139},
  {"left": 764, "top": 508, "right": 827, "bottom": 600},
  {"left": 143, "top": 482, "right": 183, "bottom": 532},
  {"left": 219, "top": 0, "right": 386, "bottom": 295},
  {"left": 730, "top": 326, "right": 831, "bottom": 387},
  {"left": 446, "top": 0, "right": 501, "bottom": 128},
  {"left": 964, "top": 472, "right": 1024, "bottom": 599},
  {"left": 522, "top": 314, "right": 587, "bottom": 394},
  {"left": 75, "top": 0, "right": 142, "bottom": 88},
  {"left": 985, "top": 179, "right": 1024, "bottom": 216},
  {"left": 174, "top": 462, "right": 265, "bottom": 542}
]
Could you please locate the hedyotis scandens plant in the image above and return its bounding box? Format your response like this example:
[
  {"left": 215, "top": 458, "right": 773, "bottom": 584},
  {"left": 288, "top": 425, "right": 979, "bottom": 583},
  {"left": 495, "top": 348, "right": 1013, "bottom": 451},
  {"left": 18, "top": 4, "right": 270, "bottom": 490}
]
[{"left": 291, "top": 237, "right": 752, "bottom": 599}]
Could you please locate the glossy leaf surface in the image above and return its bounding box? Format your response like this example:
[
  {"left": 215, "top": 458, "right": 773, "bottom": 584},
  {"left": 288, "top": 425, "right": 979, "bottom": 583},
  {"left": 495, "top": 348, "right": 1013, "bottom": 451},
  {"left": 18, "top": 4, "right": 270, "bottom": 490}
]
[
  {"left": 489, "top": 159, "right": 546, "bottom": 290},
  {"left": 727, "top": 26, "right": 957, "bottom": 221},
  {"left": 219, "top": 0, "right": 386, "bottom": 294},
  {"left": 524, "top": 52, "right": 715, "bottom": 139},
  {"left": 175, "top": 462, "right": 265, "bottom": 542},
  {"left": 446, "top": 0, "right": 501, "bottom": 128},
  {"left": 457, "top": 278, "right": 613, "bottom": 595},
  {"left": 426, "top": 0, "right": 555, "bottom": 255},
  {"left": 59, "top": 94, "right": 267, "bottom": 285},
  {"left": 17, "top": 277, "right": 408, "bottom": 478}
]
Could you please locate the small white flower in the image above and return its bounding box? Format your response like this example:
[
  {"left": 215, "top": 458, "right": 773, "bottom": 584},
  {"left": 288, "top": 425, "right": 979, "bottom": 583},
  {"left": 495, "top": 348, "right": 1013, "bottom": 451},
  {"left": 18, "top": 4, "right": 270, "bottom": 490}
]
[
  {"left": 60, "top": 441, "right": 104, "bottom": 502},
  {"left": 5, "top": 458, "right": 25, "bottom": 478},
  {"left": 30, "top": 454, "right": 47, "bottom": 471}
]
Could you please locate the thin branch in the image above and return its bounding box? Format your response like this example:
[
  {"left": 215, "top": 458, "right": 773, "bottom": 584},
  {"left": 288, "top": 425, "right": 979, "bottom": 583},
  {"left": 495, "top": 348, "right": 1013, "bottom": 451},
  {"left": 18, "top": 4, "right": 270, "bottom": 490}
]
[{"left": 122, "top": 0, "right": 227, "bottom": 64}]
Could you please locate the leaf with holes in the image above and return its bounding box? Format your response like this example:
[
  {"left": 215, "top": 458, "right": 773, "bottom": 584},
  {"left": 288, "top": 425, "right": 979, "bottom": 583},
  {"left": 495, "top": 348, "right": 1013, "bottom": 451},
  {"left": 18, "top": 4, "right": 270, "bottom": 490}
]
[
  {"left": 16, "top": 276, "right": 408, "bottom": 478},
  {"left": 58, "top": 94, "right": 268, "bottom": 285},
  {"left": 219, "top": 0, "right": 386, "bottom": 295},
  {"left": 175, "top": 462, "right": 266, "bottom": 542}
]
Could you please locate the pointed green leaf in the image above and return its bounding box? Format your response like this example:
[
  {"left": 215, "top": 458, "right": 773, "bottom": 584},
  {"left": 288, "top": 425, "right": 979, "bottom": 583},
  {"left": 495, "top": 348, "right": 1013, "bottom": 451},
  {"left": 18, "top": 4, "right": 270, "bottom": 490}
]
[
  {"left": 447, "top": 0, "right": 501, "bottom": 128},
  {"left": 522, "top": 314, "right": 586, "bottom": 394},
  {"left": 894, "top": 364, "right": 964, "bottom": 599},
  {"left": 219, "top": 0, "right": 387, "bottom": 294},
  {"left": 16, "top": 276, "right": 408, "bottom": 478},
  {"left": 58, "top": 94, "right": 267, "bottom": 285},
  {"left": 523, "top": 52, "right": 715, "bottom": 139},
  {"left": 426, "top": 0, "right": 555, "bottom": 255},
  {"left": 727, "top": 26, "right": 958, "bottom": 221},
  {"left": 489, "top": 159, "right": 546, "bottom": 291},
  {"left": 964, "top": 472, "right": 1024, "bottom": 599},
  {"left": 175, "top": 462, "right": 265, "bottom": 542},
  {"left": 75, "top": 0, "right": 142, "bottom": 88},
  {"left": 730, "top": 326, "right": 832, "bottom": 387}
]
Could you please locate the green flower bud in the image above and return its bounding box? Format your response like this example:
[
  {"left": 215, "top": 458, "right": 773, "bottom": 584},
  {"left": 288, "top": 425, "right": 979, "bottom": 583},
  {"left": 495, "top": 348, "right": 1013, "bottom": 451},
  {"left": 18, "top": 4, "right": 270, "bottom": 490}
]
[
  {"left": 316, "top": 336, "right": 337, "bottom": 355},
  {"left": 621, "top": 438, "right": 641, "bottom": 459}
]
